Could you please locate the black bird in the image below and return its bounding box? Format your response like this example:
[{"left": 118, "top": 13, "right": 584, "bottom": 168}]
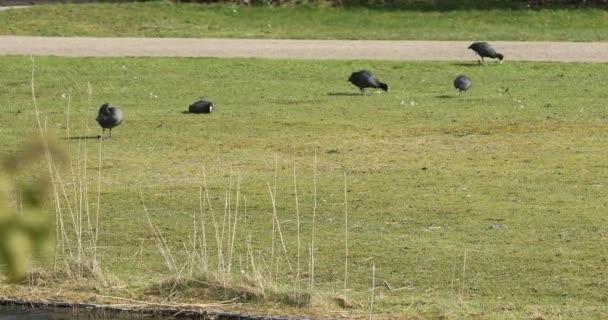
[
  {"left": 453, "top": 75, "right": 472, "bottom": 96},
  {"left": 96, "top": 103, "right": 123, "bottom": 138},
  {"left": 348, "top": 70, "right": 389, "bottom": 95},
  {"left": 189, "top": 100, "right": 214, "bottom": 113},
  {"left": 468, "top": 42, "right": 504, "bottom": 65}
]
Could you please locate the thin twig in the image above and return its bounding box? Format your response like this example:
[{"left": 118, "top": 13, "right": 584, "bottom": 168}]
[
  {"left": 344, "top": 172, "right": 349, "bottom": 300},
  {"left": 293, "top": 146, "right": 301, "bottom": 293},
  {"left": 459, "top": 249, "right": 468, "bottom": 306},
  {"left": 198, "top": 186, "right": 208, "bottom": 273},
  {"left": 228, "top": 176, "right": 240, "bottom": 275},
  {"left": 309, "top": 148, "right": 317, "bottom": 292},
  {"left": 267, "top": 183, "right": 293, "bottom": 274},
  {"left": 369, "top": 263, "right": 376, "bottom": 320}
]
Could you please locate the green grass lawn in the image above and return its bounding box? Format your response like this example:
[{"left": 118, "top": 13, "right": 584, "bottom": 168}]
[
  {"left": 1, "top": 56, "right": 608, "bottom": 318},
  {"left": 1, "top": 2, "right": 608, "bottom": 41}
]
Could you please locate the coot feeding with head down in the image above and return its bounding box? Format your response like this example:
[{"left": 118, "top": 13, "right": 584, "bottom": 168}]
[
  {"left": 468, "top": 42, "right": 504, "bottom": 65},
  {"left": 453, "top": 75, "right": 472, "bottom": 96},
  {"left": 348, "top": 70, "right": 388, "bottom": 95}
]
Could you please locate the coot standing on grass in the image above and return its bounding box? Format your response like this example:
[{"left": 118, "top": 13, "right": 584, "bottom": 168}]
[
  {"left": 96, "top": 103, "right": 123, "bottom": 138},
  {"left": 348, "top": 70, "right": 389, "bottom": 95},
  {"left": 453, "top": 75, "right": 472, "bottom": 96},
  {"left": 468, "top": 42, "right": 504, "bottom": 64}
]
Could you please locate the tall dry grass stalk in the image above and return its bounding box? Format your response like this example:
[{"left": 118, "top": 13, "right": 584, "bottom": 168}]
[
  {"left": 293, "top": 147, "right": 302, "bottom": 293},
  {"left": 270, "top": 153, "right": 278, "bottom": 284},
  {"left": 146, "top": 166, "right": 246, "bottom": 293},
  {"left": 459, "top": 249, "right": 468, "bottom": 306},
  {"left": 144, "top": 151, "right": 362, "bottom": 307},
  {"left": 141, "top": 188, "right": 178, "bottom": 273},
  {"left": 30, "top": 56, "right": 103, "bottom": 280},
  {"left": 228, "top": 176, "right": 240, "bottom": 275},
  {"left": 309, "top": 148, "right": 317, "bottom": 293},
  {"left": 369, "top": 263, "right": 376, "bottom": 320},
  {"left": 267, "top": 183, "right": 293, "bottom": 275},
  {"left": 343, "top": 172, "right": 349, "bottom": 300},
  {"left": 198, "top": 186, "right": 209, "bottom": 273}
]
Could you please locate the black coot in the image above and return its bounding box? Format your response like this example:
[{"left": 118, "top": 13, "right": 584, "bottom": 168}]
[
  {"left": 453, "top": 75, "right": 472, "bottom": 96},
  {"left": 189, "top": 100, "right": 214, "bottom": 113},
  {"left": 96, "top": 103, "right": 124, "bottom": 138},
  {"left": 468, "top": 42, "right": 504, "bottom": 64},
  {"left": 348, "top": 70, "right": 389, "bottom": 95}
]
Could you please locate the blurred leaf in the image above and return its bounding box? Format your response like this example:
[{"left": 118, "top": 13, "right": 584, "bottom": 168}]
[{"left": 0, "top": 138, "right": 61, "bottom": 282}]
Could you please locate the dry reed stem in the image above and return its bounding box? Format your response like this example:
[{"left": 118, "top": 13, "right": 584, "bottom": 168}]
[
  {"left": 202, "top": 166, "right": 225, "bottom": 280},
  {"left": 65, "top": 90, "right": 79, "bottom": 253},
  {"left": 227, "top": 176, "right": 241, "bottom": 275},
  {"left": 158, "top": 226, "right": 178, "bottom": 275},
  {"left": 450, "top": 262, "right": 457, "bottom": 296},
  {"left": 459, "top": 250, "right": 468, "bottom": 306},
  {"left": 190, "top": 204, "right": 198, "bottom": 276},
  {"left": 78, "top": 137, "right": 84, "bottom": 263},
  {"left": 166, "top": 261, "right": 190, "bottom": 301},
  {"left": 93, "top": 134, "right": 102, "bottom": 268},
  {"left": 369, "top": 263, "right": 375, "bottom": 320},
  {"left": 270, "top": 153, "right": 278, "bottom": 284},
  {"left": 343, "top": 172, "right": 349, "bottom": 300},
  {"left": 220, "top": 183, "right": 229, "bottom": 281},
  {"left": 309, "top": 149, "right": 318, "bottom": 292},
  {"left": 293, "top": 147, "right": 301, "bottom": 293},
  {"left": 52, "top": 159, "right": 83, "bottom": 260},
  {"left": 30, "top": 56, "right": 81, "bottom": 273},
  {"left": 246, "top": 236, "right": 264, "bottom": 292},
  {"left": 55, "top": 91, "right": 72, "bottom": 273},
  {"left": 219, "top": 170, "right": 232, "bottom": 278},
  {"left": 198, "top": 187, "right": 208, "bottom": 273},
  {"left": 140, "top": 188, "right": 178, "bottom": 273},
  {"left": 267, "top": 183, "right": 293, "bottom": 275},
  {"left": 183, "top": 240, "right": 196, "bottom": 277}
]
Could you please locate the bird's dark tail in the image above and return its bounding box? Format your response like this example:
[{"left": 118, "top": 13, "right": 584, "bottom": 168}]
[{"left": 379, "top": 83, "right": 389, "bottom": 92}]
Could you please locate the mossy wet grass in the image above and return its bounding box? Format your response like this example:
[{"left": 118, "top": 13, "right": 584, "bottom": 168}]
[
  {"left": 1, "top": 56, "right": 608, "bottom": 318},
  {"left": 1, "top": 2, "right": 608, "bottom": 41}
]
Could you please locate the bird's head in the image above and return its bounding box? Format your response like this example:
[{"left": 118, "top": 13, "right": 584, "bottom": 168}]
[
  {"left": 496, "top": 53, "right": 504, "bottom": 63},
  {"left": 380, "top": 83, "right": 389, "bottom": 92},
  {"left": 98, "top": 103, "right": 110, "bottom": 113}
]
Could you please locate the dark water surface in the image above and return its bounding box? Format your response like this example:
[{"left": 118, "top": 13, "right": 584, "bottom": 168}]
[
  {"left": 0, "top": 305, "right": 147, "bottom": 320},
  {"left": 0, "top": 304, "right": 277, "bottom": 320}
]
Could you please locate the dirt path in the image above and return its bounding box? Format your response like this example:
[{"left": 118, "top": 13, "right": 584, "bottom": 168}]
[{"left": 1, "top": 36, "right": 608, "bottom": 62}]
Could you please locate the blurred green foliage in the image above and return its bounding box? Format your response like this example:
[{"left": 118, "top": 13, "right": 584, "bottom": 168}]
[{"left": 0, "top": 139, "right": 59, "bottom": 283}]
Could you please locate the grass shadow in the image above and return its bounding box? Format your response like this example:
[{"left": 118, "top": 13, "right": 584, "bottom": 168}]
[
  {"left": 436, "top": 94, "right": 455, "bottom": 99},
  {"left": 452, "top": 62, "right": 481, "bottom": 68},
  {"left": 327, "top": 92, "right": 360, "bottom": 96},
  {"left": 62, "top": 136, "right": 101, "bottom": 140},
  {"left": 270, "top": 99, "right": 324, "bottom": 105},
  {"left": 182, "top": 111, "right": 215, "bottom": 114}
]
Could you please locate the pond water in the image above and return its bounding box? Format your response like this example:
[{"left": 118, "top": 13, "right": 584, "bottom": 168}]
[
  {"left": 1, "top": 304, "right": 248, "bottom": 320},
  {"left": 0, "top": 305, "right": 48, "bottom": 320},
  {"left": 0, "top": 305, "right": 146, "bottom": 320}
]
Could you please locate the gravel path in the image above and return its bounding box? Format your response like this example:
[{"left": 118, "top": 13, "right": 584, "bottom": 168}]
[{"left": 1, "top": 36, "right": 608, "bottom": 62}]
